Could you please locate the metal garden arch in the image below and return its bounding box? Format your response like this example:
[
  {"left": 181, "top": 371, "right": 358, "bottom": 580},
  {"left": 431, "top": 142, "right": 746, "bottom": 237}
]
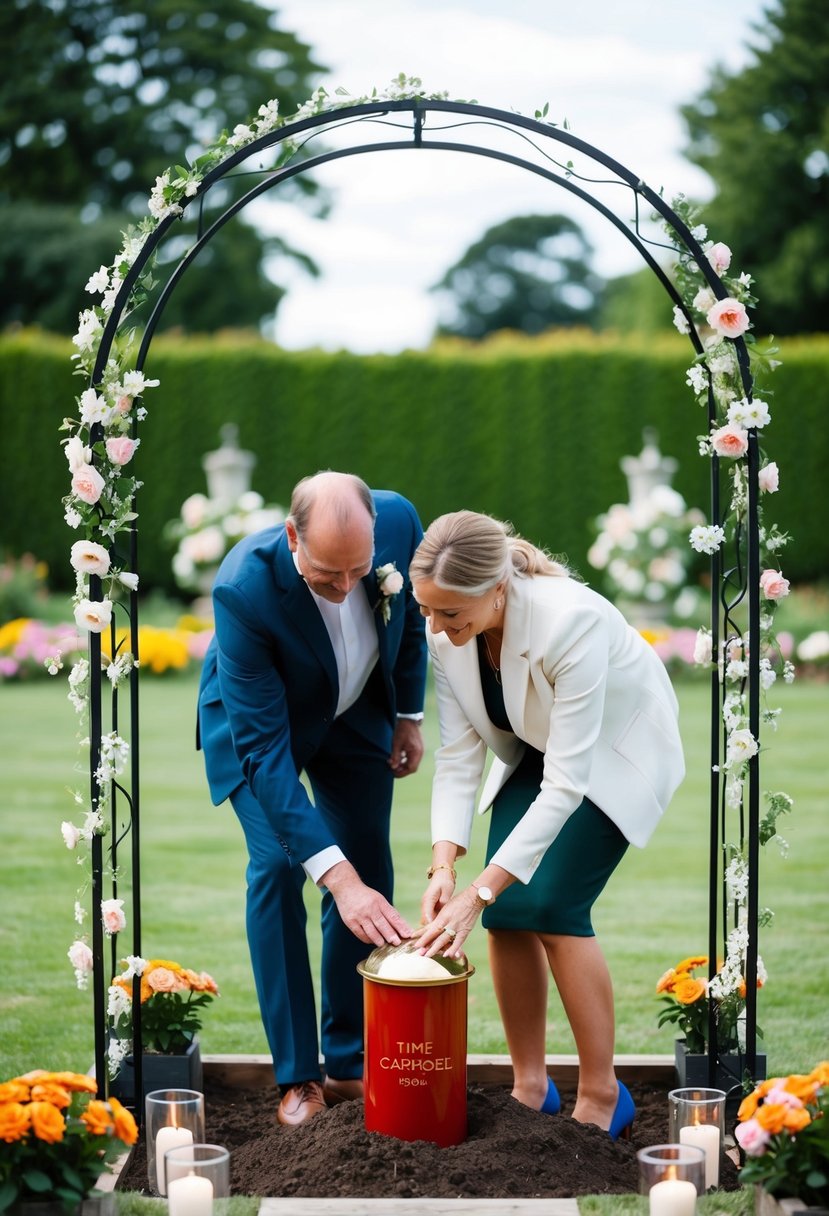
[{"left": 80, "top": 97, "right": 765, "bottom": 1109}]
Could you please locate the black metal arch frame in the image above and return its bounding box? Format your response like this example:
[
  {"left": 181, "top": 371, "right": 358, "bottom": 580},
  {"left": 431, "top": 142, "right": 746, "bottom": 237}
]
[{"left": 84, "top": 99, "right": 763, "bottom": 1109}]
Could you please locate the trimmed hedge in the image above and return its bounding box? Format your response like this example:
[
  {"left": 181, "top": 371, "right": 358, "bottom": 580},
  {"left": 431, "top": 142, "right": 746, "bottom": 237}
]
[{"left": 1, "top": 328, "right": 823, "bottom": 593}]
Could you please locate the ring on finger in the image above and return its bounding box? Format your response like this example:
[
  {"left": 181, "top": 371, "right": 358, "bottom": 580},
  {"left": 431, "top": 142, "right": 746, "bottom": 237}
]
[{"left": 443, "top": 926, "right": 457, "bottom": 940}]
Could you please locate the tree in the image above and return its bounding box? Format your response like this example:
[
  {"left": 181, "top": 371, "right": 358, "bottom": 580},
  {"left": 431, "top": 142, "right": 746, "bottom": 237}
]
[
  {"left": 681, "top": 0, "right": 829, "bottom": 335},
  {"left": 0, "top": 0, "right": 326, "bottom": 333},
  {"left": 432, "top": 214, "right": 603, "bottom": 340}
]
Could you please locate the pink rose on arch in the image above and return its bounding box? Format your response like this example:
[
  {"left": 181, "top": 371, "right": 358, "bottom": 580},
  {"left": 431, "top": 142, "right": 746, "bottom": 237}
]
[
  {"left": 116, "top": 395, "right": 132, "bottom": 415},
  {"left": 711, "top": 423, "right": 749, "bottom": 459},
  {"left": 68, "top": 940, "right": 94, "bottom": 973},
  {"left": 735, "top": 1117, "right": 771, "bottom": 1157},
  {"left": 105, "top": 436, "right": 138, "bottom": 465},
  {"left": 760, "top": 569, "right": 790, "bottom": 600},
  {"left": 71, "top": 462, "right": 106, "bottom": 505},
  {"left": 707, "top": 296, "right": 751, "bottom": 338},
  {"left": 758, "top": 462, "right": 779, "bottom": 493},
  {"left": 101, "top": 898, "right": 126, "bottom": 936},
  {"left": 706, "top": 242, "right": 732, "bottom": 275}
]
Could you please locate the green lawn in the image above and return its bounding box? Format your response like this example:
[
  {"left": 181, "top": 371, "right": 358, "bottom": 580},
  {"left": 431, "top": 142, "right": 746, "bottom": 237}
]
[{"left": 1, "top": 670, "right": 827, "bottom": 1080}]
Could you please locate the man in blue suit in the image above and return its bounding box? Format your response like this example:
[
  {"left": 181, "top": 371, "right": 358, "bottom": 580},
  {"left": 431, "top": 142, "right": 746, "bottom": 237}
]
[{"left": 197, "top": 471, "right": 428, "bottom": 1125}]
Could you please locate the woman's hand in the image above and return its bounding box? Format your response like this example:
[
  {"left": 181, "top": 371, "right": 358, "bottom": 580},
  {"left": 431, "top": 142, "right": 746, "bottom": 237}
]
[
  {"left": 420, "top": 868, "right": 456, "bottom": 925},
  {"left": 415, "top": 887, "right": 482, "bottom": 961}
]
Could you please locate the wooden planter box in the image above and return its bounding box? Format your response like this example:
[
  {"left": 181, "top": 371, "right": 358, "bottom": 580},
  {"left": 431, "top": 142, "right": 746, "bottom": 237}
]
[{"left": 107, "top": 1038, "right": 202, "bottom": 1106}]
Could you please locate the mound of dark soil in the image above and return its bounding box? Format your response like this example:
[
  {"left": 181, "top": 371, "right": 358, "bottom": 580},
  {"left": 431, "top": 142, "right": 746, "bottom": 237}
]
[{"left": 116, "top": 1076, "right": 741, "bottom": 1198}]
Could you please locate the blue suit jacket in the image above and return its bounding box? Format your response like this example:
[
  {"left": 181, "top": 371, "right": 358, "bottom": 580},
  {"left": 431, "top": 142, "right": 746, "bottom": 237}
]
[{"left": 197, "top": 490, "right": 427, "bottom": 863}]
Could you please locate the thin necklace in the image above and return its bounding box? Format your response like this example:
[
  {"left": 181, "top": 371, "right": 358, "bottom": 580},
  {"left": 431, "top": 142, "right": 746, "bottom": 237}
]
[{"left": 482, "top": 632, "right": 501, "bottom": 684}]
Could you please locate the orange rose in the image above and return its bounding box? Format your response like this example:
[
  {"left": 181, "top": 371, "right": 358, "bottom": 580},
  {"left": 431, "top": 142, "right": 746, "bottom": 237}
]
[
  {"left": 809, "top": 1061, "right": 829, "bottom": 1087},
  {"left": 146, "top": 966, "right": 187, "bottom": 994},
  {"left": 672, "top": 976, "right": 707, "bottom": 1005},
  {"left": 783, "top": 1073, "right": 820, "bottom": 1102},
  {"left": 756, "top": 1102, "right": 788, "bottom": 1135},
  {"left": 81, "top": 1100, "right": 114, "bottom": 1136},
  {"left": 43, "top": 1071, "right": 98, "bottom": 1094},
  {"left": 186, "top": 970, "right": 219, "bottom": 995},
  {"left": 737, "top": 1091, "right": 761, "bottom": 1121},
  {"left": 29, "top": 1101, "right": 66, "bottom": 1143},
  {"left": 0, "top": 1080, "right": 30, "bottom": 1103},
  {"left": 782, "top": 1107, "right": 812, "bottom": 1133},
  {"left": 108, "top": 1097, "right": 139, "bottom": 1145},
  {"left": 30, "top": 1081, "right": 72, "bottom": 1109},
  {"left": 0, "top": 1102, "right": 30, "bottom": 1142},
  {"left": 655, "top": 968, "right": 677, "bottom": 994}
]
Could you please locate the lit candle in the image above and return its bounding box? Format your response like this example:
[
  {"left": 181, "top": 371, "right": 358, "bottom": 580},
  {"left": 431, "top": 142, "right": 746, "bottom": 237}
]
[
  {"left": 155, "top": 1125, "right": 194, "bottom": 1195},
  {"left": 649, "top": 1176, "right": 697, "bottom": 1216},
  {"left": 168, "top": 1172, "right": 214, "bottom": 1216},
  {"left": 680, "top": 1121, "right": 721, "bottom": 1188}
]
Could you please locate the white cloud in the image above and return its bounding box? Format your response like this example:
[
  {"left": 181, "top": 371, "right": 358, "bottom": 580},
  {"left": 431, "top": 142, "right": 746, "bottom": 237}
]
[{"left": 254, "top": 0, "right": 767, "bottom": 351}]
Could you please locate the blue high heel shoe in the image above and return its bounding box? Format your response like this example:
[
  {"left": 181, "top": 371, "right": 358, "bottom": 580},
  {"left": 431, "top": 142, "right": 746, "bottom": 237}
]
[
  {"left": 608, "top": 1080, "right": 635, "bottom": 1140},
  {"left": 540, "top": 1075, "right": 561, "bottom": 1115}
]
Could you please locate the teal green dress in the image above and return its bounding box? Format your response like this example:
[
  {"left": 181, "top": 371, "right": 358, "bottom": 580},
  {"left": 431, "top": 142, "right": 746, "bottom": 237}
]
[{"left": 477, "top": 637, "right": 628, "bottom": 937}]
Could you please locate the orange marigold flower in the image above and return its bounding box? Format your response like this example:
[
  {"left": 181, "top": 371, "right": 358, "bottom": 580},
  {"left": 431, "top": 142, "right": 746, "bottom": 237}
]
[
  {"left": 738, "top": 974, "right": 765, "bottom": 998},
  {"left": 0, "top": 1102, "right": 30, "bottom": 1142},
  {"left": 81, "top": 1100, "right": 114, "bottom": 1137},
  {"left": 108, "top": 1097, "right": 139, "bottom": 1145},
  {"left": 656, "top": 968, "right": 677, "bottom": 994},
  {"left": 19, "top": 1069, "right": 49, "bottom": 1083},
  {"left": 673, "top": 976, "right": 707, "bottom": 1005},
  {"left": 30, "top": 1081, "right": 72, "bottom": 1109},
  {"left": 0, "top": 1080, "right": 30, "bottom": 1103},
  {"left": 756, "top": 1103, "right": 788, "bottom": 1135},
  {"left": 737, "top": 1091, "right": 761, "bottom": 1121},
  {"left": 675, "top": 955, "right": 708, "bottom": 973},
  {"left": 29, "top": 1101, "right": 66, "bottom": 1143}
]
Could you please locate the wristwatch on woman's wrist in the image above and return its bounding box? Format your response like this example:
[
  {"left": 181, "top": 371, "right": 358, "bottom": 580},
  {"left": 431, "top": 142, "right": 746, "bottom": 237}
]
[{"left": 472, "top": 882, "right": 494, "bottom": 906}]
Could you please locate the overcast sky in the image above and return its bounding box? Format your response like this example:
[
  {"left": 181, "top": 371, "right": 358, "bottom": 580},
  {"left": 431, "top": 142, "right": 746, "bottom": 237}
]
[{"left": 255, "top": 0, "right": 770, "bottom": 352}]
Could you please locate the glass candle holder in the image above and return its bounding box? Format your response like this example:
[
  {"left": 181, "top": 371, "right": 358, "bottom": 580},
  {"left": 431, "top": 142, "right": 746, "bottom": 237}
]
[
  {"left": 145, "top": 1089, "right": 205, "bottom": 1196},
  {"left": 668, "top": 1086, "right": 727, "bottom": 1189},
  {"left": 637, "top": 1144, "right": 706, "bottom": 1213},
  {"left": 165, "top": 1143, "right": 231, "bottom": 1216}
]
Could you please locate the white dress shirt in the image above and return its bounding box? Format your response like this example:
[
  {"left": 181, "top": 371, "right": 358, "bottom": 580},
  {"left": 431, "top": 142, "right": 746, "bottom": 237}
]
[{"left": 293, "top": 551, "right": 379, "bottom": 883}]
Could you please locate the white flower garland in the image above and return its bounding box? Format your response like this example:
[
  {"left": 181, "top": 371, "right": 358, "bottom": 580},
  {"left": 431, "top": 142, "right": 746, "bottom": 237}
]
[{"left": 667, "top": 196, "right": 793, "bottom": 1008}]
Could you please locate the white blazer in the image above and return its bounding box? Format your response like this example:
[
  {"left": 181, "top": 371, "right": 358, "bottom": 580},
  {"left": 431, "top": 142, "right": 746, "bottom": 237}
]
[{"left": 429, "top": 573, "right": 685, "bottom": 884}]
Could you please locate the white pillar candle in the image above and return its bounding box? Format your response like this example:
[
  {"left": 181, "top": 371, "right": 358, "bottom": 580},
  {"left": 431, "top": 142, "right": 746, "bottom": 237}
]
[
  {"left": 649, "top": 1177, "right": 697, "bottom": 1216},
  {"left": 155, "top": 1126, "right": 194, "bottom": 1195},
  {"left": 680, "top": 1121, "right": 721, "bottom": 1188},
  {"left": 168, "top": 1172, "right": 214, "bottom": 1216}
]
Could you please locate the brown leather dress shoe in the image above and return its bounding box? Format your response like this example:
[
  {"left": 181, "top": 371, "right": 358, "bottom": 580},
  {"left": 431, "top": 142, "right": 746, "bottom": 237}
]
[
  {"left": 277, "top": 1081, "right": 326, "bottom": 1126},
  {"left": 322, "top": 1075, "right": 364, "bottom": 1105}
]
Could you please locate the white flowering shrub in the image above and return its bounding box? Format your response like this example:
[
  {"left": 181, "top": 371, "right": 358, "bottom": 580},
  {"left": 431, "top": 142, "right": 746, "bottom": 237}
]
[{"left": 165, "top": 490, "right": 285, "bottom": 595}]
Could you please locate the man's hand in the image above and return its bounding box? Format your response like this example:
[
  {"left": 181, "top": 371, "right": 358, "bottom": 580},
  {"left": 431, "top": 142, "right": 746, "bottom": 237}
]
[
  {"left": 321, "top": 860, "right": 412, "bottom": 946},
  {"left": 389, "top": 717, "right": 424, "bottom": 777}
]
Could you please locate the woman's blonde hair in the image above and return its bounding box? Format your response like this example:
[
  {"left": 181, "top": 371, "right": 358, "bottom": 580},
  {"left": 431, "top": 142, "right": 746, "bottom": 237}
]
[{"left": 410, "top": 510, "right": 569, "bottom": 596}]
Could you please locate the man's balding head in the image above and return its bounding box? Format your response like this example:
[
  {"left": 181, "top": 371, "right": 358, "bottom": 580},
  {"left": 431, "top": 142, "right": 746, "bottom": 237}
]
[{"left": 285, "top": 472, "right": 376, "bottom": 603}]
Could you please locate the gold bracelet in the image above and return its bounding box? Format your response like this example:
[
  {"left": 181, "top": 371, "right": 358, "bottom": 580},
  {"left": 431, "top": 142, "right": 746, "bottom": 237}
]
[{"left": 427, "top": 863, "right": 457, "bottom": 882}]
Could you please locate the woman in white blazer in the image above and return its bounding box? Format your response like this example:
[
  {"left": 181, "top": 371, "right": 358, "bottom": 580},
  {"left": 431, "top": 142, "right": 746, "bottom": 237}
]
[{"left": 410, "top": 510, "right": 685, "bottom": 1140}]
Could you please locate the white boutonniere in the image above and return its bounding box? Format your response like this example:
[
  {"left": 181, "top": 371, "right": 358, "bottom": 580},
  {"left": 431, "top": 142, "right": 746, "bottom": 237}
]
[{"left": 375, "top": 562, "right": 404, "bottom": 624}]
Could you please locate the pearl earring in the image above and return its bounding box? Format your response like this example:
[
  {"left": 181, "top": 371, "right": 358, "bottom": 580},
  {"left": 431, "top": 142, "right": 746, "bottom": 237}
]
[{"left": 494, "top": 597, "right": 503, "bottom": 611}]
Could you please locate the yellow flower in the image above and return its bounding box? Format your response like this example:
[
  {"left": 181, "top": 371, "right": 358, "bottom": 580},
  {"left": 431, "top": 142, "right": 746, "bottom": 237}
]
[
  {"left": 29, "top": 1101, "right": 66, "bottom": 1143},
  {"left": 675, "top": 955, "right": 708, "bottom": 973},
  {"left": 0, "top": 1102, "right": 30, "bottom": 1142}
]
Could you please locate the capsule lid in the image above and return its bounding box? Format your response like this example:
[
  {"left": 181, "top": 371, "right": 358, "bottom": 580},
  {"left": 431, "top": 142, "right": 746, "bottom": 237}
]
[{"left": 357, "top": 939, "right": 473, "bottom": 984}]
